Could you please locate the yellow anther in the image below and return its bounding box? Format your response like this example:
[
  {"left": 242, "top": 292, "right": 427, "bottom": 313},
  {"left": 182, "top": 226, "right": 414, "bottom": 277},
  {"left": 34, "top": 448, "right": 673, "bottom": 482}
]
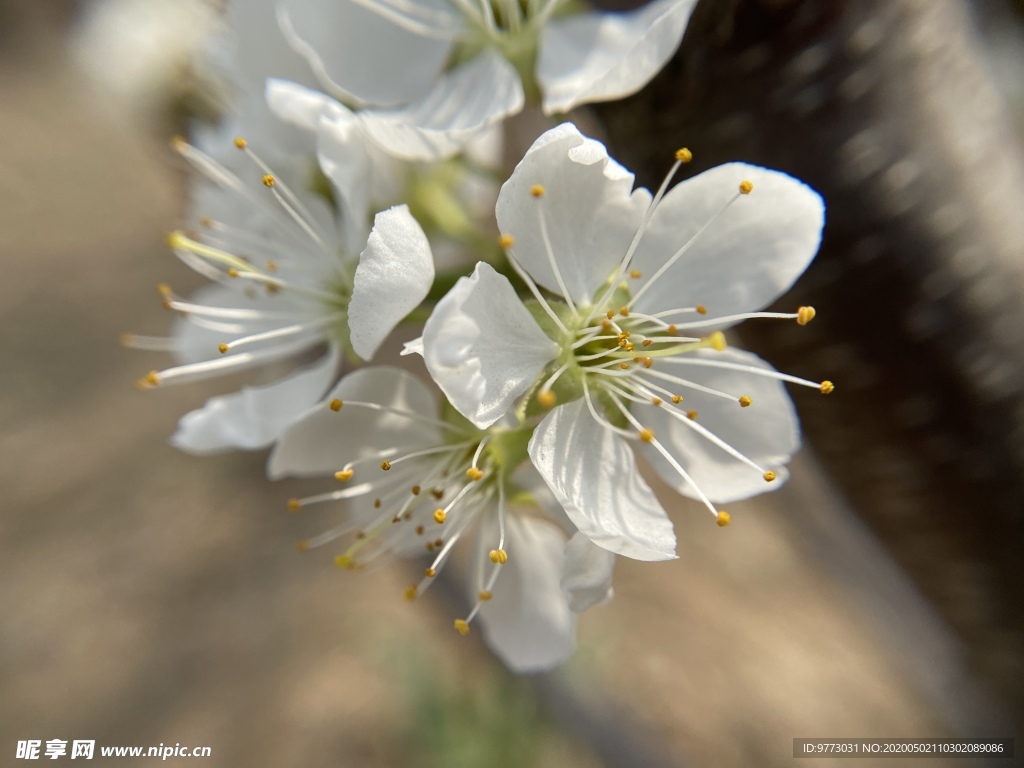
[
  {"left": 433, "top": 509, "right": 447, "bottom": 524},
  {"left": 820, "top": 380, "right": 835, "bottom": 395},
  {"left": 233, "top": 136, "right": 247, "bottom": 149},
  {"left": 227, "top": 268, "right": 240, "bottom": 278},
  {"left": 619, "top": 306, "right": 630, "bottom": 317},
  {"left": 466, "top": 467, "right": 484, "bottom": 481},
  {"left": 218, "top": 343, "right": 229, "bottom": 354},
  {"left": 262, "top": 174, "right": 276, "bottom": 187},
  {"left": 380, "top": 460, "right": 391, "bottom": 471},
  {"left": 642, "top": 339, "right": 653, "bottom": 347},
  {"left": 170, "top": 135, "right": 188, "bottom": 151},
  {"left": 335, "top": 554, "right": 353, "bottom": 569},
  {"left": 287, "top": 498, "right": 301, "bottom": 512},
  {"left": 675, "top": 147, "right": 693, "bottom": 163},
  {"left": 607, "top": 309, "right": 615, "bottom": 319},
  {"left": 431, "top": 489, "right": 444, "bottom": 500},
  {"left": 601, "top": 319, "right": 613, "bottom": 331},
  {"left": 639, "top": 428, "right": 655, "bottom": 443},
  {"left": 696, "top": 304, "right": 707, "bottom": 315},
  {"left": 404, "top": 584, "right": 417, "bottom": 602},
  {"left": 717, "top": 511, "right": 731, "bottom": 527},
  {"left": 643, "top": 357, "right": 653, "bottom": 368},
  {"left": 329, "top": 398, "right": 343, "bottom": 412},
  {"left": 797, "top": 306, "right": 816, "bottom": 325},
  {"left": 416, "top": 525, "right": 425, "bottom": 536},
  {"left": 667, "top": 325, "right": 678, "bottom": 336},
  {"left": 454, "top": 619, "right": 470, "bottom": 636},
  {"left": 266, "top": 260, "right": 278, "bottom": 272},
  {"left": 478, "top": 591, "right": 493, "bottom": 601},
  {"left": 145, "top": 370, "right": 160, "bottom": 387},
  {"left": 425, "top": 542, "right": 435, "bottom": 553},
  {"left": 334, "top": 469, "right": 353, "bottom": 482},
  {"left": 739, "top": 395, "right": 752, "bottom": 408},
  {"left": 489, "top": 549, "right": 508, "bottom": 564},
  {"left": 499, "top": 233, "right": 515, "bottom": 249},
  {"left": 651, "top": 397, "right": 663, "bottom": 406},
  {"left": 630, "top": 269, "right": 642, "bottom": 279},
  {"left": 763, "top": 471, "right": 777, "bottom": 483},
  {"left": 373, "top": 499, "right": 381, "bottom": 508},
  {"left": 425, "top": 567, "right": 437, "bottom": 577},
  {"left": 530, "top": 184, "right": 545, "bottom": 197},
  {"left": 671, "top": 395, "right": 683, "bottom": 404},
  {"left": 411, "top": 485, "right": 421, "bottom": 496},
  {"left": 739, "top": 180, "right": 754, "bottom": 194},
  {"left": 709, "top": 331, "right": 727, "bottom": 351},
  {"left": 265, "top": 283, "right": 280, "bottom": 295},
  {"left": 625, "top": 342, "right": 635, "bottom": 352},
  {"left": 619, "top": 362, "right": 630, "bottom": 370},
  {"left": 296, "top": 539, "right": 309, "bottom": 553},
  {"left": 157, "top": 283, "right": 173, "bottom": 297},
  {"left": 687, "top": 410, "right": 699, "bottom": 420},
  {"left": 537, "top": 390, "right": 556, "bottom": 409}
]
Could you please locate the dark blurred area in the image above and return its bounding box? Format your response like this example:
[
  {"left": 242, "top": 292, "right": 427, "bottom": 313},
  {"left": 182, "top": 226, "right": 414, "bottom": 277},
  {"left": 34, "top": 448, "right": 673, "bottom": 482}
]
[
  {"left": 597, "top": 0, "right": 1024, "bottom": 721},
  {"left": 2, "top": 1, "right": 1021, "bottom": 766}
]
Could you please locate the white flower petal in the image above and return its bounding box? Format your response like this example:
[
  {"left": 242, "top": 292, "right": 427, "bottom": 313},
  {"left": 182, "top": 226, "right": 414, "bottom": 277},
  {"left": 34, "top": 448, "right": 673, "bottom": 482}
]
[
  {"left": 561, "top": 532, "right": 616, "bottom": 613},
  {"left": 639, "top": 348, "right": 800, "bottom": 503},
  {"left": 401, "top": 337, "right": 424, "bottom": 356},
  {"left": 476, "top": 514, "right": 575, "bottom": 673},
  {"left": 268, "top": 366, "right": 441, "bottom": 479},
  {"left": 348, "top": 205, "right": 434, "bottom": 360},
  {"left": 631, "top": 163, "right": 825, "bottom": 324},
  {"left": 538, "top": 0, "right": 696, "bottom": 114},
  {"left": 528, "top": 399, "right": 676, "bottom": 561},
  {"left": 170, "top": 344, "right": 341, "bottom": 454},
  {"left": 495, "top": 123, "right": 649, "bottom": 307},
  {"left": 356, "top": 50, "right": 524, "bottom": 161},
  {"left": 265, "top": 77, "right": 337, "bottom": 132},
  {"left": 422, "top": 262, "right": 558, "bottom": 429},
  {"left": 278, "top": 0, "right": 456, "bottom": 108}
]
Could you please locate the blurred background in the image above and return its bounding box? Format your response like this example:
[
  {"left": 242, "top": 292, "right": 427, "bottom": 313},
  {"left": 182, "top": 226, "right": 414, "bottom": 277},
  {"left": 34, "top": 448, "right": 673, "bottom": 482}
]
[{"left": 1, "top": 0, "right": 1021, "bottom": 766}]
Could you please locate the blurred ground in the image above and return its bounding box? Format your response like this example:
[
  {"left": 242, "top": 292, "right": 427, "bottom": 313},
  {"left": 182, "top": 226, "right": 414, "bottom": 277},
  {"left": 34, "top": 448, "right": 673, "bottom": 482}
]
[{"left": 0, "top": 9, "right": 1009, "bottom": 768}]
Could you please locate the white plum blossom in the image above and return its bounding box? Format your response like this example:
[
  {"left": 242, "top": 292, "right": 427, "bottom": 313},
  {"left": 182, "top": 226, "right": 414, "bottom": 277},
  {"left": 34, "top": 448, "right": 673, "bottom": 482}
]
[
  {"left": 276, "top": 0, "right": 699, "bottom": 159},
  {"left": 127, "top": 134, "right": 434, "bottom": 454},
  {"left": 269, "top": 365, "right": 615, "bottom": 671},
  {"left": 416, "top": 123, "right": 829, "bottom": 560}
]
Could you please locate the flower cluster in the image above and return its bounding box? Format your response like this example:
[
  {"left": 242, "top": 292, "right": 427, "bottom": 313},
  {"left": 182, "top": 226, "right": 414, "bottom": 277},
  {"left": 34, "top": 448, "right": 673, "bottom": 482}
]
[{"left": 128, "top": 0, "right": 829, "bottom": 672}]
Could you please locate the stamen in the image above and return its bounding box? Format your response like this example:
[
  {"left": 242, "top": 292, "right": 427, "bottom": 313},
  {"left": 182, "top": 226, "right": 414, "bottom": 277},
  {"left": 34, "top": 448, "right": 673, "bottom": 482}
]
[
  {"left": 591, "top": 150, "right": 692, "bottom": 317},
  {"left": 607, "top": 380, "right": 774, "bottom": 478},
  {"left": 143, "top": 336, "right": 323, "bottom": 386},
  {"left": 607, "top": 395, "right": 722, "bottom": 521},
  {"left": 663, "top": 357, "right": 832, "bottom": 392},
  {"left": 218, "top": 314, "right": 341, "bottom": 354},
  {"left": 797, "top": 306, "right": 816, "bottom": 325},
  {"left": 717, "top": 511, "right": 731, "bottom": 526},
  {"left": 119, "top": 333, "right": 176, "bottom": 351},
  {"left": 627, "top": 190, "right": 746, "bottom": 311}
]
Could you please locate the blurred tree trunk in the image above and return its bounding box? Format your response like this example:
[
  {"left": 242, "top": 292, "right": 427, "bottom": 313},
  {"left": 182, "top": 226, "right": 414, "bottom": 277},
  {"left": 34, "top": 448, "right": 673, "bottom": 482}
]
[{"left": 595, "top": 0, "right": 1024, "bottom": 716}]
